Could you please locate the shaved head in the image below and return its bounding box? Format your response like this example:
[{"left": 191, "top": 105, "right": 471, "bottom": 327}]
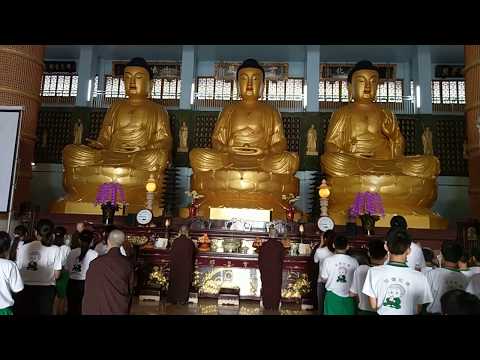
[
  {"left": 179, "top": 225, "right": 189, "bottom": 236},
  {"left": 107, "top": 229, "right": 125, "bottom": 248}
]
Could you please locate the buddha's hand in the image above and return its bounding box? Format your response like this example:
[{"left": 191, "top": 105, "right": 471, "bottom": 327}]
[
  {"left": 382, "top": 115, "right": 395, "bottom": 137},
  {"left": 85, "top": 139, "right": 104, "bottom": 150},
  {"left": 232, "top": 144, "right": 262, "bottom": 156}
]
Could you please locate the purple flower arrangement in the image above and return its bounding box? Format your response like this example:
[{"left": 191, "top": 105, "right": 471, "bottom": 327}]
[
  {"left": 95, "top": 182, "right": 126, "bottom": 206},
  {"left": 349, "top": 192, "right": 385, "bottom": 218}
]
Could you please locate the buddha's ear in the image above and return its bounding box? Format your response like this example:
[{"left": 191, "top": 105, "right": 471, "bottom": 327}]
[
  {"left": 347, "top": 82, "right": 353, "bottom": 102},
  {"left": 148, "top": 78, "right": 153, "bottom": 98}
]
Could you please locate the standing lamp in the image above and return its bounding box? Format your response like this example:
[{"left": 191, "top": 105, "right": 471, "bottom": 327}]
[
  {"left": 298, "top": 223, "right": 305, "bottom": 243},
  {"left": 165, "top": 217, "right": 171, "bottom": 240},
  {"left": 145, "top": 174, "right": 157, "bottom": 210},
  {"left": 318, "top": 179, "right": 331, "bottom": 217}
]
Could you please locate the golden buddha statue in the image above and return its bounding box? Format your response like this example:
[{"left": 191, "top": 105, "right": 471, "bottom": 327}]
[
  {"left": 51, "top": 57, "right": 172, "bottom": 215},
  {"left": 321, "top": 60, "right": 445, "bottom": 228},
  {"left": 189, "top": 59, "right": 299, "bottom": 219}
]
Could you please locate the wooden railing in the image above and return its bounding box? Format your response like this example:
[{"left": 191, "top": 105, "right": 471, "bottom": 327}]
[
  {"left": 90, "top": 92, "right": 180, "bottom": 109},
  {"left": 319, "top": 96, "right": 417, "bottom": 114},
  {"left": 193, "top": 98, "right": 304, "bottom": 112},
  {"left": 40, "top": 96, "right": 76, "bottom": 106},
  {"left": 433, "top": 102, "right": 464, "bottom": 113}
]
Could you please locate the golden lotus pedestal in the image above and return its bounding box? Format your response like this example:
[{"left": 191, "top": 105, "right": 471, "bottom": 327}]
[
  {"left": 190, "top": 169, "right": 299, "bottom": 220},
  {"left": 49, "top": 199, "right": 164, "bottom": 217},
  {"left": 327, "top": 174, "right": 448, "bottom": 230},
  {"left": 50, "top": 165, "right": 166, "bottom": 217}
]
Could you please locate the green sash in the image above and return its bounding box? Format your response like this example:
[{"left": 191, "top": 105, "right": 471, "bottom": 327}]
[
  {"left": 0, "top": 307, "right": 13, "bottom": 316},
  {"left": 324, "top": 290, "right": 357, "bottom": 315}
]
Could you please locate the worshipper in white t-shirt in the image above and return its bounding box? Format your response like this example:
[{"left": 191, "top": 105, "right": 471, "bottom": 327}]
[
  {"left": 469, "top": 248, "right": 480, "bottom": 276},
  {"left": 421, "top": 248, "right": 436, "bottom": 275},
  {"left": 457, "top": 251, "right": 480, "bottom": 279},
  {"left": 313, "top": 230, "right": 335, "bottom": 314},
  {"left": 16, "top": 219, "right": 62, "bottom": 315},
  {"left": 425, "top": 241, "right": 468, "bottom": 314},
  {"left": 387, "top": 215, "right": 425, "bottom": 271},
  {"left": 362, "top": 228, "right": 433, "bottom": 315},
  {"left": 9, "top": 224, "right": 28, "bottom": 263},
  {"left": 350, "top": 239, "right": 387, "bottom": 315},
  {"left": 66, "top": 230, "right": 98, "bottom": 315},
  {"left": 321, "top": 235, "right": 359, "bottom": 315},
  {"left": 466, "top": 273, "right": 480, "bottom": 299},
  {"left": 0, "top": 232, "right": 24, "bottom": 315},
  {"left": 407, "top": 241, "right": 426, "bottom": 271}
]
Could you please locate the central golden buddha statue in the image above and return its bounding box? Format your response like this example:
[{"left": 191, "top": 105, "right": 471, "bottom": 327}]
[
  {"left": 190, "top": 59, "right": 299, "bottom": 219},
  {"left": 51, "top": 57, "right": 172, "bottom": 215},
  {"left": 321, "top": 60, "right": 445, "bottom": 228}
]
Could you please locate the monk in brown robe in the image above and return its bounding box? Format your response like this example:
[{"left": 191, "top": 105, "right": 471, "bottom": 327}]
[
  {"left": 258, "top": 238, "right": 285, "bottom": 310},
  {"left": 82, "top": 230, "right": 134, "bottom": 315},
  {"left": 167, "top": 226, "right": 196, "bottom": 304}
]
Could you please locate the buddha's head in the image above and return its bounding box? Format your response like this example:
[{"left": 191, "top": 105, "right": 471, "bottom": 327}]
[
  {"left": 236, "top": 58, "right": 265, "bottom": 102},
  {"left": 348, "top": 60, "right": 379, "bottom": 103},
  {"left": 124, "top": 57, "right": 152, "bottom": 99}
]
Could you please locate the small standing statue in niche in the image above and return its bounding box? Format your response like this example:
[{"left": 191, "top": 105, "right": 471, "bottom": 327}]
[
  {"left": 41, "top": 129, "right": 48, "bottom": 148},
  {"left": 306, "top": 124, "right": 318, "bottom": 156},
  {"left": 422, "top": 127, "right": 433, "bottom": 156},
  {"left": 177, "top": 121, "right": 188, "bottom": 153},
  {"left": 73, "top": 119, "right": 83, "bottom": 145}
]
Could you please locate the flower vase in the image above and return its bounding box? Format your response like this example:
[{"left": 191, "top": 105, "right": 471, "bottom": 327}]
[
  {"left": 101, "top": 201, "right": 117, "bottom": 225},
  {"left": 360, "top": 214, "right": 377, "bottom": 236},
  {"left": 286, "top": 206, "right": 295, "bottom": 222}
]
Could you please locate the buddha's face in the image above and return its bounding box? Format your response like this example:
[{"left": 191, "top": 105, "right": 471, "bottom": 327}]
[
  {"left": 238, "top": 67, "right": 264, "bottom": 101},
  {"left": 350, "top": 69, "right": 379, "bottom": 103},
  {"left": 124, "top": 66, "right": 150, "bottom": 98}
]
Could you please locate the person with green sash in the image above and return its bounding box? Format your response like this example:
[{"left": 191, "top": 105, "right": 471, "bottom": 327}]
[{"left": 321, "top": 236, "right": 359, "bottom": 315}]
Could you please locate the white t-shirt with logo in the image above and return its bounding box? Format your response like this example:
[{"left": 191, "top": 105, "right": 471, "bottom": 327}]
[
  {"left": 362, "top": 262, "right": 433, "bottom": 315},
  {"left": 421, "top": 266, "right": 434, "bottom": 276},
  {"left": 57, "top": 245, "right": 71, "bottom": 268},
  {"left": 314, "top": 247, "right": 333, "bottom": 283},
  {"left": 459, "top": 267, "right": 480, "bottom": 279},
  {"left": 0, "top": 258, "right": 24, "bottom": 309},
  {"left": 350, "top": 264, "right": 374, "bottom": 312},
  {"left": 66, "top": 248, "right": 98, "bottom": 281},
  {"left": 321, "top": 254, "right": 359, "bottom": 297},
  {"left": 406, "top": 242, "right": 426, "bottom": 270},
  {"left": 466, "top": 273, "right": 480, "bottom": 299},
  {"left": 425, "top": 268, "right": 468, "bottom": 314},
  {"left": 16, "top": 240, "right": 62, "bottom": 286}
]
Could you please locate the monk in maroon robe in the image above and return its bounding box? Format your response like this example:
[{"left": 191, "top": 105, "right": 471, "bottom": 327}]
[
  {"left": 258, "top": 238, "right": 285, "bottom": 310},
  {"left": 82, "top": 230, "right": 134, "bottom": 315},
  {"left": 167, "top": 226, "right": 196, "bottom": 304}
]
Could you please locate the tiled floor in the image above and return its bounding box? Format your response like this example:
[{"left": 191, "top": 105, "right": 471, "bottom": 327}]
[{"left": 130, "top": 297, "right": 316, "bottom": 315}]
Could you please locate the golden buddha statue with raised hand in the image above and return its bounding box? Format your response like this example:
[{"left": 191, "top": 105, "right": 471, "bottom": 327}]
[
  {"left": 321, "top": 60, "right": 444, "bottom": 228},
  {"left": 190, "top": 59, "right": 299, "bottom": 219},
  {"left": 52, "top": 57, "right": 172, "bottom": 215}
]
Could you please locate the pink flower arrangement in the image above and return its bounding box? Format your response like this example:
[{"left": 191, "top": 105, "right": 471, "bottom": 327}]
[
  {"left": 95, "top": 182, "right": 126, "bottom": 206},
  {"left": 349, "top": 192, "right": 385, "bottom": 218}
]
